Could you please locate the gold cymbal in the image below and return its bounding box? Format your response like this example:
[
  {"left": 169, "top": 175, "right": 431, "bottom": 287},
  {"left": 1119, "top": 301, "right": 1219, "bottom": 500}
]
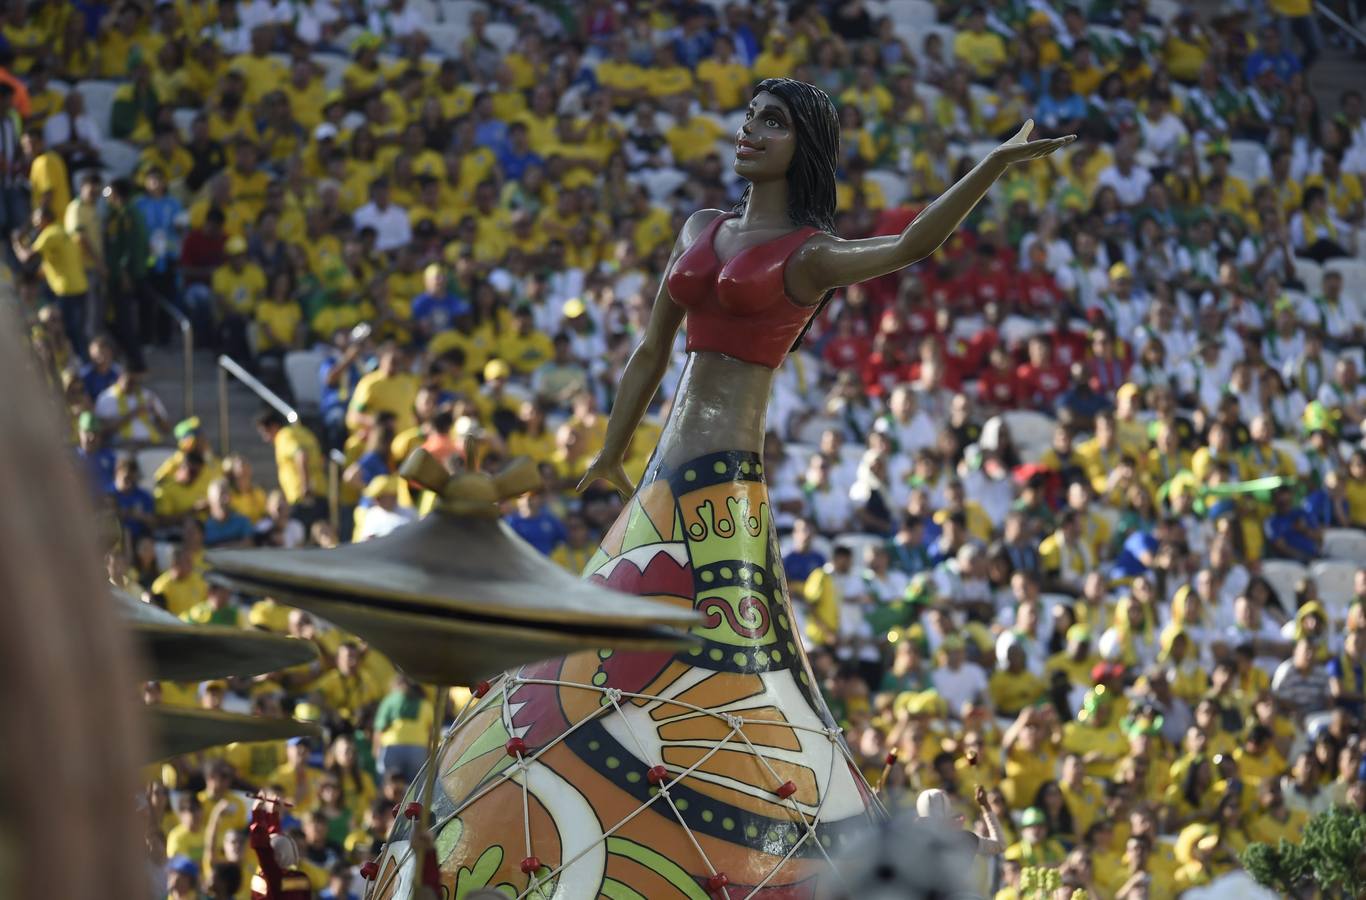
[
  {"left": 207, "top": 451, "right": 700, "bottom": 685},
  {"left": 207, "top": 583, "right": 695, "bottom": 687},
  {"left": 144, "top": 706, "right": 322, "bottom": 762},
  {"left": 208, "top": 514, "right": 699, "bottom": 633},
  {"left": 115, "top": 589, "right": 318, "bottom": 682}
]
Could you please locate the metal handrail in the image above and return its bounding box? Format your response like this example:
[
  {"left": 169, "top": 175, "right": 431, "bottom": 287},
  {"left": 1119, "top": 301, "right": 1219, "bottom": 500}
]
[
  {"left": 215, "top": 354, "right": 347, "bottom": 529},
  {"left": 156, "top": 298, "right": 194, "bottom": 417},
  {"left": 216, "top": 355, "right": 297, "bottom": 456},
  {"left": 1319, "top": 4, "right": 1366, "bottom": 48}
]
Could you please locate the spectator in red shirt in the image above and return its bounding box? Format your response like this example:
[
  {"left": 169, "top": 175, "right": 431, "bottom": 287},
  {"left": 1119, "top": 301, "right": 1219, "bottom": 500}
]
[
  {"left": 179, "top": 207, "right": 228, "bottom": 345},
  {"left": 920, "top": 255, "right": 966, "bottom": 311},
  {"left": 960, "top": 242, "right": 1012, "bottom": 310},
  {"left": 1013, "top": 243, "right": 1066, "bottom": 313},
  {"left": 1046, "top": 307, "right": 1090, "bottom": 369},
  {"left": 1015, "top": 335, "right": 1069, "bottom": 408},
  {"left": 978, "top": 345, "right": 1022, "bottom": 414},
  {"left": 861, "top": 331, "right": 912, "bottom": 398},
  {"left": 1088, "top": 327, "right": 1132, "bottom": 395},
  {"left": 822, "top": 312, "right": 872, "bottom": 373},
  {"left": 962, "top": 301, "right": 1005, "bottom": 373}
]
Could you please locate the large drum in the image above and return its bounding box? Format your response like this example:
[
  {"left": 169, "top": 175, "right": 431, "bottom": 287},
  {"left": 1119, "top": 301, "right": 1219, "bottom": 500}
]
[{"left": 369, "top": 450, "right": 879, "bottom": 898}]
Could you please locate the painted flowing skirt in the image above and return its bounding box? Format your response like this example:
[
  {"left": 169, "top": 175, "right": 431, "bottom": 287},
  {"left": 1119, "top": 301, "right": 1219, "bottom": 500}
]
[{"left": 370, "top": 450, "right": 878, "bottom": 899}]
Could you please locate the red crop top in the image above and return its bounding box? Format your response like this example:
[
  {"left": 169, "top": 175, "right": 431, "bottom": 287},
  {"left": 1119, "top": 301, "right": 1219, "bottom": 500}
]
[{"left": 666, "top": 212, "right": 822, "bottom": 369}]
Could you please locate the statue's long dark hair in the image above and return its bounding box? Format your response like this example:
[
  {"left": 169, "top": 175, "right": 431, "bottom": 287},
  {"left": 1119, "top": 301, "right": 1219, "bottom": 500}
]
[{"left": 733, "top": 78, "right": 840, "bottom": 350}]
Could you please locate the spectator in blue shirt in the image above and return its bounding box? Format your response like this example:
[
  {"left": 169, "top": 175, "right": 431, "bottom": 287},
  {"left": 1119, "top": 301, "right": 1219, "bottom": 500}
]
[
  {"left": 505, "top": 491, "right": 567, "bottom": 556},
  {"left": 1244, "top": 24, "right": 1302, "bottom": 84},
  {"left": 783, "top": 517, "right": 827, "bottom": 584},
  {"left": 1303, "top": 471, "right": 1351, "bottom": 529},
  {"left": 1110, "top": 517, "right": 1183, "bottom": 580},
  {"left": 76, "top": 411, "right": 116, "bottom": 495},
  {"left": 409, "top": 263, "right": 470, "bottom": 338},
  {"left": 1265, "top": 487, "right": 1321, "bottom": 562},
  {"left": 80, "top": 333, "right": 122, "bottom": 401},
  {"left": 472, "top": 92, "right": 508, "bottom": 153},
  {"left": 495, "top": 122, "right": 544, "bottom": 183},
  {"left": 112, "top": 456, "right": 155, "bottom": 542},
  {"left": 203, "top": 479, "right": 255, "bottom": 547},
  {"left": 672, "top": 12, "right": 715, "bottom": 68},
  {"left": 345, "top": 413, "right": 397, "bottom": 505},
  {"left": 1034, "top": 70, "right": 1086, "bottom": 138},
  {"left": 319, "top": 326, "right": 366, "bottom": 450}
]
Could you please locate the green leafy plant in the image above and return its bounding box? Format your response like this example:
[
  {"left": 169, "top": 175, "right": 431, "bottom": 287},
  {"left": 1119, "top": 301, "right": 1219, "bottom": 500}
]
[{"left": 1241, "top": 806, "right": 1366, "bottom": 899}]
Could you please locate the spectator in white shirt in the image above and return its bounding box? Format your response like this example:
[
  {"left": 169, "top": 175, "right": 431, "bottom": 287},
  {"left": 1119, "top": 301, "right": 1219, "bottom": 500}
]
[
  {"left": 1317, "top": 358, "right": 1366, "bottom": 424},
  {"left": 931, "top": 635, "right": 989, "bottom": 716},
  {"left": 1137, "top": 90, "right": 1188, "bottom": 165},
  {"left": 874, "top": 385, "right": 937, "bottom": 456},
  {"left": 352, "top": 178, "right": 411, "bottom": 253},
  {"left": 1095, "top": 141, "right": 1153, "bottom": 207},
  {"left": 354, "top": 476, "right": 417, "bottom": 540},
  {"left": 802, "top": 455, "right": 854, "bottom": 534},
  {"left": 42, "top": 92, "right": 103, "bottom": 171}
]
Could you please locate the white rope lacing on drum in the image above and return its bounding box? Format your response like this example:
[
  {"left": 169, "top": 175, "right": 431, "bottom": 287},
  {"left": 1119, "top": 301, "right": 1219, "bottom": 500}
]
[{"left": 368, "top": 671, "right": 869, "bottom": 900}]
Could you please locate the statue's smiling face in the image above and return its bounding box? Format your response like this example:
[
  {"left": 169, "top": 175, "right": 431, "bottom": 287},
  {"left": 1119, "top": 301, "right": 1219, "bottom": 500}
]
[{"left": 734, "top": 91, "right": 796, "bottom": 180}]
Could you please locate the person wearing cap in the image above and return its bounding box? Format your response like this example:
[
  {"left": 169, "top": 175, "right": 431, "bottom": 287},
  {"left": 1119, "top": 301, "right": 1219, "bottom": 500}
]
[
  {"left": 211, "top": 233, "right": 265, "bottom": 358},
  {"left": 74, "top": 409, "right": 117, "bottom": 495},
  {"left": 1004, "top": 805, "right": 1066, "bottom": 866},
  {"left": 353, "top": 475, "right": 414, "bottom": 541},
  {"left": 166, "top": 853, "right": 202, "bottom": 899}
]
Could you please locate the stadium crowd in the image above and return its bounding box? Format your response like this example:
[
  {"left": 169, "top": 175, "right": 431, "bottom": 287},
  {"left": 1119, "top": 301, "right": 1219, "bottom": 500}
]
[{"left": 6, "top": 0, "right": 1366, "bottom": 896}]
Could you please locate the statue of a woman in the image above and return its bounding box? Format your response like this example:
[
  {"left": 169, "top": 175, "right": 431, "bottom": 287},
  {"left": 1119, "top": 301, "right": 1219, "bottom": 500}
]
[{"left": 370, "top": 79, "right": 1071, "bottom": 900}]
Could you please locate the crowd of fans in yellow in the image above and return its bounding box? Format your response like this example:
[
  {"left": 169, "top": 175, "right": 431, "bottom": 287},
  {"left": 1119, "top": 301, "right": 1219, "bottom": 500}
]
[{"left": 6, "top": 0, "right": 1366, "bottom": 896}]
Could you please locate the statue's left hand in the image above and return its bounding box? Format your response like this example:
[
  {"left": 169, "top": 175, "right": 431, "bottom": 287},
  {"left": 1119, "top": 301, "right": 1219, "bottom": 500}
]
[{"left": 989, "top": 119, "right": 1076, "bottom": 166}]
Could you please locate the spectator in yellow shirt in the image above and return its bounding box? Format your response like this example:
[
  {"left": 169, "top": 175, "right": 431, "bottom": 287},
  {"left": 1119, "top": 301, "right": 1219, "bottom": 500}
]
[
  {"left": 310, "top": 643, "right": 381, "bottom": 724},
  {"left": 953, "top": 8, "right": 1007, "bottom": 81},
  {"left": 165, "top": 793, "right": 208, "bottom": 863},
  {"left": 347, "top": 343, "right": 420, "bottom": 433},
  {"left": 12, "top": 203, "right": 89, "bottom": 349},
  {"left": 753, "top": 33, "right": 803, "bottom": 80},
  {"left": 211, "top": 235, "right": 266, "bottom": 360},
  {"left": 21, "top": 127, "right": 70, "bottom": 217},
  {"left": 151, "top": 546, "right": 209, "bottom": 617},
  {"left": 255, "top": 410, "right": 327, "bottom": 511},
  {"left": 663, "top": 97, "right": 726, "bottom": 169},
  {"left": 696, "top": 39, "right": 750, "bottom": 110},
  {"left": 254, "top": 269, "right": 304, "bottom": 359}
]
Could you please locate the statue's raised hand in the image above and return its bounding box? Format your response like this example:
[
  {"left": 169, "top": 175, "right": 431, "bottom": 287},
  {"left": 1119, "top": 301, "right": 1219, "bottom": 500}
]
[{"left": 989, "top": 119, "right": 1075, "bottom": 166}]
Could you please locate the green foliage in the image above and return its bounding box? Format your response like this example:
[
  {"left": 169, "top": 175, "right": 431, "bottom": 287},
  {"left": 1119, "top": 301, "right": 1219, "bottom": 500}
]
[{"left": 1241, "top": 806, "right": 1366, "bottom": 898}]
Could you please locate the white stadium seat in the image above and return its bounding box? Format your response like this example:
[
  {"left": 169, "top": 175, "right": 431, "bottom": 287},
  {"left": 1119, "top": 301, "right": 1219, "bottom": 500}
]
[
  {"left": 483, "top": 22, "right": 517, "bottom": 53},
  {"left": 1321, "top": 528, "right": 1366, "bottom": 562},
  {"left": 1259, "top": 559, "right": 1309, "bottom": 610},
  {"left": 1228, "top": 140, "right": 1268, "bottom": 186},
  {"left": 1001, "top": 410, "right": 1056, "bottom": 450},
  {"left": 866, "top": 169, "right": 908, "bottom": 208},
  {"left": 284, "top": 350, "right": 326, "bottom": 413},
  {"left": 136, "top": 446, "right": 176, "bottom": 491},
  {"left": 75, "top": 79, "right": 120, "bottom": 133},
  {"left": 1293, "top": 257, "right": 1323, "bottom": 296},
  {"left": 1311, "top": 559, "right": 1359, "bottom": 622},
  {"left": 1324, "top": 258, "right": 1366, "bottom": 299},
  {"left": 883, "top": 0, "right": 937, "bottom": 27},
  {"left": 100, "top": 139, "right": 142, "bottom": 178}
]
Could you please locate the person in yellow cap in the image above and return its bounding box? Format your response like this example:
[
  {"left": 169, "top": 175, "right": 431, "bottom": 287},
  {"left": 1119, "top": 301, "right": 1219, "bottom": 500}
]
[
  {"left": 353, "top": 475, "right": 414, "bottom": 542},
  {"left": 211, "top": 235, "right": 266, "bottom": 359}
]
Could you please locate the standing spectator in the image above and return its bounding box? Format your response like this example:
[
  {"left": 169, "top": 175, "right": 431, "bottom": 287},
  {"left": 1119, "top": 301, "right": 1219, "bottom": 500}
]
[
  {"left": 64, "top": 172, "right": 105, "bottom": 330},
  {"left": 103, "top": 178, "right": 149, "bottom": 368},
  {"left": 255, "top": 410, "right": 327, "bottom": 523},
  {"left": 211, "top": 235, "right": 265, "bottom": 361},
  {"left": 1270, "top": 0, "right": 1322, "bottom": 69},
  {"left": 0, "top": 83, "right": 23, "bottom": 243},
  {"left": 12, "top": 203, "right": 88, "bottom": 351},
  {"left": 21, "top": 127, "right": 69, "bottom": 218},
  {"left": 132, "top": 165, "right": 185, "bottom": 341}
]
